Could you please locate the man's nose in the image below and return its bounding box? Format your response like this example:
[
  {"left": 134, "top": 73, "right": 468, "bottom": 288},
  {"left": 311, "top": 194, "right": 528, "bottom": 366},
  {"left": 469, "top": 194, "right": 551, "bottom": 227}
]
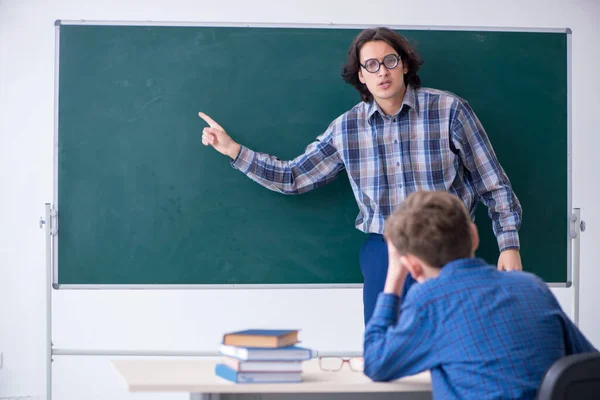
[{"left": 378, "top": 65, "right": 390, "bottom": 76}]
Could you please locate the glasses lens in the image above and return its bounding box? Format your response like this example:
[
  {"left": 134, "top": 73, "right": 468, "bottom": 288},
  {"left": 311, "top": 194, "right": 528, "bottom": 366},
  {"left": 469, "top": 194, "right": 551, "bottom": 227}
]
[
  {"left": 319, "top": 357, "right": 343, "bottom": 371},
  {"left": 383, "top": 54, "right": 399, "bottom": 70},
  {"left": 349, "top": 357, "right": 364, "bottom": 372},
  {"left": 364, "top": 59, "right": 380, "bottom": 73}
]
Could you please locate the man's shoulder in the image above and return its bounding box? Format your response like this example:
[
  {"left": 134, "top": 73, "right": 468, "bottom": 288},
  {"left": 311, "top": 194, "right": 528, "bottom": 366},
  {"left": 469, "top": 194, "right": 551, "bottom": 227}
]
[
  {"left": 416, "top": 87, "right": 467, "bottom": 111},
  {"left": 326, "top": 101, "right": 370, "bottom": 131},
  {"left": 417, "top": 87, "right": 464, "bottom": 101},
  {"left": 318, "top": 102, "right": 367, "bottom": 140},
  {"left": 339, "top": 101, "right": 370, "bottom": 121}
]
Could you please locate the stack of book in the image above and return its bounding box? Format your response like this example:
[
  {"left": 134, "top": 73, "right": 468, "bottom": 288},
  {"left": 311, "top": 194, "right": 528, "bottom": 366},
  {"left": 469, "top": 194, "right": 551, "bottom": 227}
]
[{"left": 215, "top": 329, "right": 314, "bottom": 383}]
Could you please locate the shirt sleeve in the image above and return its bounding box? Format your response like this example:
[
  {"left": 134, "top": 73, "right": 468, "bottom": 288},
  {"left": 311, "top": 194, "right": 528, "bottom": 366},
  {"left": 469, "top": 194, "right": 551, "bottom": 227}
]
[
  {"left": 539, "top": 279, "right": 597, "bottom": 354},
  {"left": 450, "top": 100, "right": 523, "bottom": 252},
  {"left": 230, "top": 124, "right": 344, "bottom": 194},
  {"left": 363, "top": 293, "right": 437, "bottom": 381},
  {"left": 560, "top": 313, "right": 598, "bottom": 354}
]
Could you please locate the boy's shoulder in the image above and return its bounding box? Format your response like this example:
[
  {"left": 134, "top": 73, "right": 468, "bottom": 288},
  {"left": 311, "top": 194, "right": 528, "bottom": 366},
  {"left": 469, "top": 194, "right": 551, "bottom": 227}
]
[
  {"left": 502, "top": 269, "right": 548, "bottom": 287},
  {"left": 406, "top": 266, "right": 551, "bottom": 307}
]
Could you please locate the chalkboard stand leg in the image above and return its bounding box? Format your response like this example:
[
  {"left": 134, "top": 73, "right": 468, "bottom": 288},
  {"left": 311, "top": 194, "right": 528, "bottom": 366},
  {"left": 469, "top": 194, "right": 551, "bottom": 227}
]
[
  {"left": 42, "top": 202, "right": 56, "bottom": 400},
  {"left": 570, "top": 208, "right": 584, "bottom": 326}
]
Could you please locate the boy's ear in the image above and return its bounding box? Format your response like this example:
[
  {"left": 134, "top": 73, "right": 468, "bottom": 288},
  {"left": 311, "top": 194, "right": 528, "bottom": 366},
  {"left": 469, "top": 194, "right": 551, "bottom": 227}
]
[
  {"left": 470, "top": 223, "right": 479, "bottom": 252},
  {"left": 400, "top": 255, "right": 424, "bottom": 281}
]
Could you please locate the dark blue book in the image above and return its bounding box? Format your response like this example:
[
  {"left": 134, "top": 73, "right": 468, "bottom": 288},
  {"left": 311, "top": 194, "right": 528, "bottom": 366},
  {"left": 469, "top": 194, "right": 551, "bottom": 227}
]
[
  {"left": 215, "top": 363, "right": 302, "bottom": 383},
  {"left": 220, "top": 344, "right": 314, "bottom": 361}
]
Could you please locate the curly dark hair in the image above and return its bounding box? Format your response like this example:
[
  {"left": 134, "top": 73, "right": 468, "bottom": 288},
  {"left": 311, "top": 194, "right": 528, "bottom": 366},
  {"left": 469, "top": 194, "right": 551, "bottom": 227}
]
[{"left": 342, "top": 27, "right": 423, "bottom": 103}]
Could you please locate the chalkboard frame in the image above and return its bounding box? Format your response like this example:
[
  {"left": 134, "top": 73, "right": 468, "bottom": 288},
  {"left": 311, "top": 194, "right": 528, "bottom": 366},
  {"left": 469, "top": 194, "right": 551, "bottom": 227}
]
[{"left": 52, "top": 21, "right": 573, "bottom": 289}]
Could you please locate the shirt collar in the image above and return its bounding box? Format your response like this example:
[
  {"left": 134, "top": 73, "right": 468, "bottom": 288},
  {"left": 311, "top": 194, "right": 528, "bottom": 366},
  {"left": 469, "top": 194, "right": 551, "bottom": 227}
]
[
  {"left": 367, "top": 85, "right": 419, "bottom": 124},
  {"left": 437, "top": 257, "right": 490, "bottom": 278}
]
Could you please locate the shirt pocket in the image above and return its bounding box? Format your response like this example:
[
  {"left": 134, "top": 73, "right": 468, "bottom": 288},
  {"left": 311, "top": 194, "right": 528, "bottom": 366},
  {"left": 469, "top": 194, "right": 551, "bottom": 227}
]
[{"left": 411, "top": 131, "right": 457, "bottom": 190}]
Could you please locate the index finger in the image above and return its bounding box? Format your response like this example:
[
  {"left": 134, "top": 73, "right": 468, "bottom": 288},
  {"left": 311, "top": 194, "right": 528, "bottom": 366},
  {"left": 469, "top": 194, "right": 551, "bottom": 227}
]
[{"left": 198, "top": 112, "right": 223, "bottom": 129}]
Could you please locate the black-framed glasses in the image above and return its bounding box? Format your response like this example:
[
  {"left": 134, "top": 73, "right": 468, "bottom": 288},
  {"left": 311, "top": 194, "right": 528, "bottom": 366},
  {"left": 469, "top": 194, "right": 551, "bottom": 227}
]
[
  {"left": 318, "top": 356, "right": 364, "bottom": 372},
  {"left": 360, "top": 54, "right": 402, "bottom": 73}
]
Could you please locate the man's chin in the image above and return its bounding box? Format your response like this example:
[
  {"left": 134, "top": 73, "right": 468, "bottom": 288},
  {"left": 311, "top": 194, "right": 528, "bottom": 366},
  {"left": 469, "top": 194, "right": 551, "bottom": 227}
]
[{"left": 375, "top": 90, "right": 403, "bottom": 102}]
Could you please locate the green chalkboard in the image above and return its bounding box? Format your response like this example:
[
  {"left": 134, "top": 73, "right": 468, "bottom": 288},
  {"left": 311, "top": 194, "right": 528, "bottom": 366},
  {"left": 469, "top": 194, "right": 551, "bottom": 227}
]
[{"left": 55, "top": 23, "right": 570, "bottom": 286}]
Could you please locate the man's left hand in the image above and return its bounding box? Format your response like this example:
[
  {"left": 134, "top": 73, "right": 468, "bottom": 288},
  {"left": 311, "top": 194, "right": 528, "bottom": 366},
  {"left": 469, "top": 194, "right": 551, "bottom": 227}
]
[{"left": 497, "top": 249, "right": 522, "bottom": 271}]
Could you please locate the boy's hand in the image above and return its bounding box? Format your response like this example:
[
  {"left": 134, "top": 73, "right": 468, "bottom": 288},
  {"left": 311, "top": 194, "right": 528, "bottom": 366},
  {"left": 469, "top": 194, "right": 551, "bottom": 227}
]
[{"left": 384, "top": 242, "right": 409, "bottom": 296}]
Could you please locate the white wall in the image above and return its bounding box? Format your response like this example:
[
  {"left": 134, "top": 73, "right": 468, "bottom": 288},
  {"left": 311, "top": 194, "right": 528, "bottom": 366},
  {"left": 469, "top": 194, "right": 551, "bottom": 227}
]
[{"left": 1, "top": 0, "right": 598, "bottom": 399}]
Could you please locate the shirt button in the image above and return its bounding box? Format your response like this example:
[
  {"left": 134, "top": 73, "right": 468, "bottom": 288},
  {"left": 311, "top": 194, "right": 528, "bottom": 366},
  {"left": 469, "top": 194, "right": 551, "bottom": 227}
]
[
  {"left": 398, "top": 184, "right": 403, "bottom": 188},
  {"left": 394, "top": 140, "right": 398, "bottom": 144},
  {"left": 393, "top": 119, "right": 396, "bottom": 123},
  {"left": 396, "top": 162, "right": 400, "bottom": 166}
]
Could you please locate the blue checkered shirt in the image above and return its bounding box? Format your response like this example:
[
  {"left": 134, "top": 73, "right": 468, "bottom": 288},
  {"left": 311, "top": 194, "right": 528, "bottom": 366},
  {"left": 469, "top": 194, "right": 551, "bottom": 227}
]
[
  {"left": 232, "top": 86, "right": 522, "bottom": 251},
  {"left": 363, "top": 258, "right": 597, "bottom": 399}
]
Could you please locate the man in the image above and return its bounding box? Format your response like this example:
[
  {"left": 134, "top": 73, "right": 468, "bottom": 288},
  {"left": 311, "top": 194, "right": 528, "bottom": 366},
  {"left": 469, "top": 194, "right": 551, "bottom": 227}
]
[
  {"left": 363, "top": 190, "right": 596, "bottom": 399},
  {"left": 198, "top": 27, "right": 522, "bottom": 324}
]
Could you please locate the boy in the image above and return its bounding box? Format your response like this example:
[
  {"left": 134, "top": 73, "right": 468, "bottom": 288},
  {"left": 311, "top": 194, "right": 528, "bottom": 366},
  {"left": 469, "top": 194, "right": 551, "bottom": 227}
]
[{"left": 363, "top": 190, "right": 596, "bottom": 399}]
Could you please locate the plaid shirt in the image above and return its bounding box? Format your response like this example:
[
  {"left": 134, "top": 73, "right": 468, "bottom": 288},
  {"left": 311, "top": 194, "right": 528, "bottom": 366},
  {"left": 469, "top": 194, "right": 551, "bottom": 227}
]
[
  {"left": 232, "top": 86, "right": 522, "bottom": 251},
  {"left": 363, "top": 258, "right": 597, "bottom": 400}
]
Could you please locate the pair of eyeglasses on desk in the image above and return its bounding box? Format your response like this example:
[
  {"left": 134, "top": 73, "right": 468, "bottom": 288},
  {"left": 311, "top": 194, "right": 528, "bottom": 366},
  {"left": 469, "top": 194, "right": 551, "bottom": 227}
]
[{"left": 318, "top": 356, "right": 364, "bottom": 372}]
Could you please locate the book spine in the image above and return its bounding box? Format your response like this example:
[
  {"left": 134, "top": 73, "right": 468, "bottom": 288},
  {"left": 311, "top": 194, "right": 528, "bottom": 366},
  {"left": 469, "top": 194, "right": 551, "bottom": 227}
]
[{"left": 215, "top": 364, "right": 238, "bottom": 382}]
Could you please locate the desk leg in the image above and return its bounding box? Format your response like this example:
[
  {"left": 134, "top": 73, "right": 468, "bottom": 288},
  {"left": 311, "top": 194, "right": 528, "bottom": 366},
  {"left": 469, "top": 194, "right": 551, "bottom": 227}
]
[{"left": 190, "top": 394, "right": 220, "bottom": 400}]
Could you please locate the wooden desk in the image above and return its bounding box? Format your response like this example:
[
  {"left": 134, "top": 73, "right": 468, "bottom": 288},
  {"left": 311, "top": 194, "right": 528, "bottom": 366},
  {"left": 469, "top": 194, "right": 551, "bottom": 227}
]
[{"left": 112, "top": 359, "right": 432, "bottom": 400}]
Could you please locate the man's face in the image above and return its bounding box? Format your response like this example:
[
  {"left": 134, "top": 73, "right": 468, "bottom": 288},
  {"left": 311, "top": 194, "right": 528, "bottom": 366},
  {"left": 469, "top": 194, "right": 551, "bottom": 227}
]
[{"left": 358, "top": 40, "right": 408, "bottom": 108}]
